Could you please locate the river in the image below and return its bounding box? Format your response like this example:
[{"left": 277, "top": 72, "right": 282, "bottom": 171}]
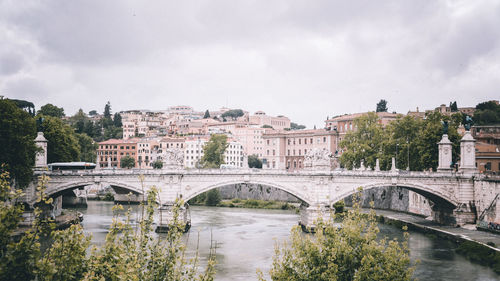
[{"left": 71, "top": 201, "right": 499, "bottom": 281}]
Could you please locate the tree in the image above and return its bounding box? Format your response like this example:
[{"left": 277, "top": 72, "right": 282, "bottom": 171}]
[
  {"left": 376, "top": 99, "right": 388, "bottom": 112},
  {"left": 203, "top": 110, "right": 210, "bottom": 119},
  {"left": 248, "top": 154, "right": 263, "bottom": 168},
  {"left": 450, "top": 101, "right": 458, "bottom": 112},
  {"left": 201, "top": 134, "right": 228, "bottom": 168},
  {"left": 113, "top": 112, "right": 122, "bottom": 127},
  {"left": 0, "top": 99, "right": 38, "bottom": 187},
  {"left": 39, "top": 116, "right": 81, "bottom": 163},
  {"left": 37, "top": 103, "right": 65, "bottom": 118},
  {"left": 290, "top": 122, "right": 306, "bottom": 130},
  {"left": 104, "top": 101, "right": 112, "bottom": 119},
  {"left": 261, "top": 125, "right": 273, "bottom": 129},
  {"left": 221, "top": 109, "right": 244, "bottom": 120},
  {"left": 473, "top": 101, "right": 500, "bottom": 125},
  {"left": 260, "top": 190, "right": 415, "bottom": 281},
  {"left": 120, "top": 156, "right": 135, "bottom": 169},
  {"left": 340, "top": 112, "right": 387, "bottom": 170},
  {"left": 89, "top": 110, "right": 98, "bottom": 116},
  {"left": 152, "top": 160, "right": 163, "bottom": 169},
  {"left": 75, "top": 133, "right": 97, "bottom": 163},
  {"left": 205, "top": 189, "right": 221, "bottom": 206}
]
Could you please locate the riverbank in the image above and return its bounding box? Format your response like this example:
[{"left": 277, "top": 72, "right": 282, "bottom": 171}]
[
  {"left": 191, "top": 198, "right": 300, "bottom": 210},
  {"left": 369, "top": 209, "right": 500, "bottom": 274},
  {"left": 12, "top": 211, "right": 83, "bottom": 239}
]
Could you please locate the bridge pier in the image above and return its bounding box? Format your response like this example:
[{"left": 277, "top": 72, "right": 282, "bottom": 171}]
[
  {"left": 61, "top": 189, "right": 87, "bottom": 208},
  {"left": 431, "top": 204, "right": 476, "bottom": 226},
  {"left": 156, "top": 203, "right": 191, "bottom": 233},
  {"left": 299, "top": 203, "right": 332, "bottom": 232}
]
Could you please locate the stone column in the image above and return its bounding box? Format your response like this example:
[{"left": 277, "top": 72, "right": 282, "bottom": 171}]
[
  {"left": 156, "top": 203, "right": 191, "bottom": 233},
  {"left": 459, "top": 131, "right": 477, "bottom": 174},
  {"left": 375, "top": 159, "right": 380, "bottom": 172},
  {"left": 298, "top": 203, "right": 331, "bottom": 232},
  {"left": 437, "top": 134, "right": 452, "bottom": 172},
  {"left": 34, "top": 132, "right": 48, "bottom": 169}
]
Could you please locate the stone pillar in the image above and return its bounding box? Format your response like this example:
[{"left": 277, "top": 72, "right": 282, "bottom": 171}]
[
  {"left": 34, "top": 132, "right": 48, "bottom": 169},
  {"left": 96, "top": 151, "right": 100, "bottom": 169},
  {"left": 459, "top": 131, "right": 477, "bottom": 174},
  {"left": 437, "top": 134, "right": 452, "bottom": 172},
  {"left": 243, "top": 154, "right": 249, "bottom": 169},
  {"left": 375, "top": 159, "right": 380, "bottom": 172},
  {"left": 156, "top": 203, "right": 191, "bottom": 233},
  {"left": 390, "top": 157, "right": 397, "bottom": 172},
  {"left": 298, "top": 203, "right": 331, "bottom": 232}
]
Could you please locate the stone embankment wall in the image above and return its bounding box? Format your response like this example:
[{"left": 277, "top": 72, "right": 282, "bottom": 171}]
[{"left": 216, "top": 184, "right": 300, "bottom": 202}]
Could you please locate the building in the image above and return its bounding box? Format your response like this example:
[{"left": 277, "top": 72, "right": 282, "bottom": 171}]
[
  {"left": 183, "top": 137, "right": 245, "bottom": 168},
  {"left": 262, "top": 129, "right": 339, "bottom": 171},
  {"left": 476, "top": 142, "right": 500, "bottom": 174},
  {"left": 137, "top": 138, "right": 161, "bottom": 169},
  {"left": 472, "top": 125, "right": 500, "bottom": 146},
  {"left": 97, "top": 139, "right": 138, "bottom": 168},
  {"left": 231, "top": 126, "right": 267, "bottom": 158},
  {"left": 249, "top": 111, "right": 291, "bottom": 130}
]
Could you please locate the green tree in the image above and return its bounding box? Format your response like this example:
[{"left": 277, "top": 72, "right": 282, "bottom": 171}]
[
  {"left": 383, "top": 115, "right": 423, "bottom": 171},
  {"left": 260, "top": 190, "right": 415, "bottom": 281},
  {"left": 37, "top": 103, "right": 65, "bottom": 118},
  {"left": 203, "top": 110, "right": 210, "bottom": 119},
  {"left": 290, "top": 122, "right": 306, "bottom": 130},
  {"left": 39, "top": 116, "right": 81, "bottom": 163},
  {"left": 340, "top": 112, "right": 387, "bottom": 170},
  {"left": 76, "top": 133, "right": 97, "bottom": 163},
  {"left": 450, "top": 101, "right": 458, "bottom": 112},
  {"left": 0, "top": 99, "right": 38, "bottom": 187},
  {"left": 201, "top": 134, "right": 228, "bottom": 168},
  {"left": 376, "top": 99, "right": 388, "bottom": 112},
  {"left": 88, "top": 110, "right": 98, "bottom": 116},
  {"left": 152, "top": 160, "right": 163, "bottom": 169},
  {"left": 261, "top": 125, "right": 273, "bottom": 129},
  {"left": 473, "top": 101, "right": 500, "bottom": 125},
  {"left": 113, "top": 112, "right": 122, "bottom": 127},
  {"left": 221, "top": 109, "right": 244, "bottom": 120},
  {"left": 8, "top": 98, "right": 36, "bottom": 116},
  {"left": 248, "top": 154, "right": 263, "bottom": 168},
  {"left": 104, "top": 101, "right": 112, "bottom": 119},
  {"left": 120, "top": 156, "right": 135, "bottom": 169},
  {"left": 205, "top": 189, "right": 221, "bottom": 206}
]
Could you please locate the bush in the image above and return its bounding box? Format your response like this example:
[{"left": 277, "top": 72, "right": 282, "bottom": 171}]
[
  {"left": 205, "top": 189, "right": 221, "bottom": 206},
  {"left": 333, "top": 200, "right": 345, "bottom": 213}
]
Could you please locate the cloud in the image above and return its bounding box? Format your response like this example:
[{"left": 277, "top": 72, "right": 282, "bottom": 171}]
[{"left": 0, "top": 0, "right": 499, "bottom": 127}]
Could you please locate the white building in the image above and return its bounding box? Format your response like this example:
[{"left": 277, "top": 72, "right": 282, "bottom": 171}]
[{"left": 183, "top": 138, "right": 245, "bottom": 168}]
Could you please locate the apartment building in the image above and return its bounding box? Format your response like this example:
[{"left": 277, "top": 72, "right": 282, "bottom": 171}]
[
  {"left": 249, "top": 111, "right": 291, "bottom": 130},
  {"left": 262, "top": 129, "right": 339, "bottom": 171},
  {"left": 97, "top": 139, "right": 138, "bottom": 168},
  {"left": 137, "top": 138, "right": 161, "bottom": 169}
]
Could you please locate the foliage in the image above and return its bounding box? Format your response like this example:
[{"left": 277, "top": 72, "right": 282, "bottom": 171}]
[
  {"left": 120, "top": 156, "right": 135, "bottom": 169},
  {"left": 104, "top": 101, "right": 112, "bottom": 119},
  {"left": 203, "top": 110, "right": 210, "bottom": 119},
  {"left": 152, "top": 160, "right": 164, "bottom": 169},
  {"left": 456, "top": 241, "right": 500, "bottom": 274},
  {"left": 340, "top": 111, "right": 461, "bottom": 171},
  {"left": 0, "top": 170, "right": 217, "bottom": 280},
  {"left": 113, "top": 112, "right": 122, "bottom": 127},
  {"left": 449, "top": 101, "right": 458, "bottom": 112},
  {"left": 376, "top": 99, "right": 388, "bottom": 112},
  {"left": 88, "top": 110, "right": 98, "bottom": 116},
  {"left": 75, "top": 133, "right": 98, "bottom": 163},
  {"left": 201, "top": 134, "right": 228, "bottom": 168},
  {"left": 39, "top": 115, "right": 81, "bottom": 163},
  {"left": 248, "top": 154, "right": 263, "bottom": 168},
  {"left": 37, "top": 103, "right": 65, "bottom": 118},
  {"left": 333, "top": 200, "right": 345, "bottom": 213},
  {"left": 473, "top": 101, "right": 500, "bottom": 125},
  {"left": 221, "top": 109, "right": 244, "bottom": 120},
  {"left": 0, "top": 99, "right": 38, "bottom": 187},
  {"left": 262, "top": 125, "right": 273, "bottom": 129},
  {"left": 7, "top": 98, "right": 35, "bottom": 116},
  {"left": 205, "top": 189, "right": 221, "bottom": 206},
  {"left": 340, "top": 112, "right": 386, "bottom": 170},
  {"left": 260, "top": 190, "right": 415, "bottom": 281},
  {"left": 290, "top": 122, "right": 306, "bottom": 130}
]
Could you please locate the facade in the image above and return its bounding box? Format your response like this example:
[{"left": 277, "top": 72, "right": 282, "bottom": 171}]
[
  {"left": 249, "top": 111, "right": 291, "bottom": 130},
  {"left": 137, "top": 138, "right": 161, "bottom": 169},
  {"left": 183, "top": 137, "right": 245, "bottom": 168},
  {"left": 232, "top": 126, "right": 267, "bottom": 158},
  {"left": 472, "top": 125, "right": 500, "bottom": 146},
  {"left": 262, "top": 129, "right": 339, "bottom": 171},
  {"left": 97, "top": 139, "right": 138, "bottom": 168},
  {"left": 476, "top": 142, "right": 500, "bottom": 174}
]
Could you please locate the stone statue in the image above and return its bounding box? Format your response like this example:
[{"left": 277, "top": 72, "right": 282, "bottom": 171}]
[
  {"left": 304, "top": 148, "right": 332, "bottom": 170},
  {"left": 163, "top": 148, "right": 184, "bottom": 168}
]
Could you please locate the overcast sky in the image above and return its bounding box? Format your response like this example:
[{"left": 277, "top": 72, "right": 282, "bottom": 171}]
[{"left": 1, "top": 0, "right": 499, "bottom": 128}]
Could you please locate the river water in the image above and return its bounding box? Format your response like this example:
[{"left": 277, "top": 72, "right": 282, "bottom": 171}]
[{"left": 72, "top": 201, "right": 499, "bottom": 281}]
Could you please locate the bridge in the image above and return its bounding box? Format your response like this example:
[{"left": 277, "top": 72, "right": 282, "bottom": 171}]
[{"left": 25, "top": 131, "right": 500, "bottom": 231}]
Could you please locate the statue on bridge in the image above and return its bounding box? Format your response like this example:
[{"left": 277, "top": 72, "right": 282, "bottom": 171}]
[
  {"left": 304, "top": 148, "right": 332, "bottom": 170},
  {"left": 163, "top": 148, "right": 184, "bottom": 169}
]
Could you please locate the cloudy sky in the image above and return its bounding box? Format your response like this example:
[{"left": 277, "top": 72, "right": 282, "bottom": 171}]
[{"left": 1, "top": 0, "right": 499, "bottom": 127}]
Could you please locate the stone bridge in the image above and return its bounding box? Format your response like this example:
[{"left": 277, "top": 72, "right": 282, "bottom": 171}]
[{"left": 25, "top": 131, "right": 500, "bottom": 231}]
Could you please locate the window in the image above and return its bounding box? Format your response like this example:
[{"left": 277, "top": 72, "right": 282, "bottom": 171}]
[
  {"left": 304, "top": 138, "right": 307, "bottom": 144},
  {"left": 299, "top": 139, "right": 301, "bottom": 145},
  {"left": 288, "top": 139, "right": 291, "bottom": 145},
  {"left": 120, "top": 146, "right": 124, "bottom": 149},
  {"left": 323, "top": 137, "right": 326, "bottom": 143},
  {"left": 287, "top": 149, "right": 290, "bottom": 156},
  {"left": 273, "top": 150, "right": 275, "bottom": 156}
]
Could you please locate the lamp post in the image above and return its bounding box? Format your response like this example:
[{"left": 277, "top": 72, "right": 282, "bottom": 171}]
[{"left": 407, "top": 138, "right": 410, "bottom": 171}]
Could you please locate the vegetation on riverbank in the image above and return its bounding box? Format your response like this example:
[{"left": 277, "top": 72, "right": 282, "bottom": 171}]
[{"left": 456, "top": 241, "right": 500, "bottom": 274}]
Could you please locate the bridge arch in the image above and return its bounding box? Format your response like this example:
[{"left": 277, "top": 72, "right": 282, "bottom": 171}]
[
  {"left": 183, "top": 179, "right": 313, "bottom": 206},
  {"left": 44, "top": 180, "right": 144, "bottom": 202},
  {"left": 329, "top": 181, "right": 459, "bottom": 210}
]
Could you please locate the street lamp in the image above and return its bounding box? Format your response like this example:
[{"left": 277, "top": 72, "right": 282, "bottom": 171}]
[
  {"left": 407, "top": 138, "right": 410, "bottom": 171},
  {"left": 396, "top": 143, "right": 399, "bottom": 169}
]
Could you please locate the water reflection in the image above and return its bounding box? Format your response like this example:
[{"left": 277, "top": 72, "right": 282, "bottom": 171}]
[{"left": 72, "top": 201, "right": 499, "bottom": 281}]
